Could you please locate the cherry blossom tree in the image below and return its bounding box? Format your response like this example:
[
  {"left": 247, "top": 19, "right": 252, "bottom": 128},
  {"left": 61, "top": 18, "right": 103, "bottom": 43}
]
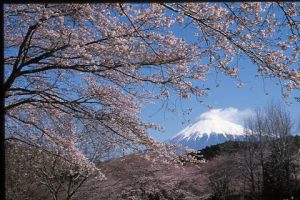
[
  {"left": 3, "top": 3, "right": 300, "bottom": 182},
  {"left": 5, "top": 139, "right": 103, "bottom": 200}
]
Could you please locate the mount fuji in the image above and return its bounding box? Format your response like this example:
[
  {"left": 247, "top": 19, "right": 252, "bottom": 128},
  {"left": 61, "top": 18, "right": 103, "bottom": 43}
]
[{"left": 169, "top": 109, "right": 246, "bottom": 150}]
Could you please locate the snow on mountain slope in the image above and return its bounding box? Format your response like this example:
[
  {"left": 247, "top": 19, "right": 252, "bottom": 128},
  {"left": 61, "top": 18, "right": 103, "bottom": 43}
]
[
  {"left": 169, "top": 108, "right": 246, "bottom": 150},
  {"left": 173, "top": 118, "right": 244, "bottom": 140}
]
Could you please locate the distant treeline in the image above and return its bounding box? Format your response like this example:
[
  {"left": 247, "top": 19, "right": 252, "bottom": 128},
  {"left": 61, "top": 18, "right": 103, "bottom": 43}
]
[{"left": 191, "top": 135, "right": 300, "bottom": 161}]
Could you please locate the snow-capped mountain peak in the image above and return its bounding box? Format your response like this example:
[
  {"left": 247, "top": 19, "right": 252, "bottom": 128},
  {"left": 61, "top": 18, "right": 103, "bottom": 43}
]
[
  {"left": 170, "top": 108, "right": 246, "bottom": 150},
  {"left": 173, "top": 117, "right": 244, "bottom": 141}
]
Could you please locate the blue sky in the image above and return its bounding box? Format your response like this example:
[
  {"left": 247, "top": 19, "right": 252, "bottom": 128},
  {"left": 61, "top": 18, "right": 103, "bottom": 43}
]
[
  {"left": 141, "top": 60, "right": 300, "bottom": 141},
  {"left": 138, "top": 7, "right": 300, "bottom": 141},
  {"left": 140, "top": 20, "right": 300, "bottom": 141}
]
